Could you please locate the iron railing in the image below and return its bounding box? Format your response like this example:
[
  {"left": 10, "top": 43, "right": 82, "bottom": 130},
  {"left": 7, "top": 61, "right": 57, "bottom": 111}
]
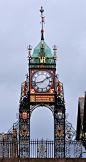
[
  {"left": 0, "top": 139, "right": 54, "bottom": 158},
  {"left": 0, "top": 138, "right": 86, "bottom": 158}
]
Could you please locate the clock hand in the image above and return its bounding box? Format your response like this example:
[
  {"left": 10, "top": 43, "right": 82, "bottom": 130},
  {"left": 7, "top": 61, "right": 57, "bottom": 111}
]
[
  {"left": 35, "top": 76, "right": 51, "bottom": 83},
  {"left": 46, "top": 76, "right": 51, "bottom": 79}
]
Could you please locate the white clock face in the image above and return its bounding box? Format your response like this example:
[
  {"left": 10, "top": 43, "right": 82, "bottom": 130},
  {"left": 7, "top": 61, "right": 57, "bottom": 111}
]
[{"left": 31, "top": 71, "right": 53, "bottom": 92}]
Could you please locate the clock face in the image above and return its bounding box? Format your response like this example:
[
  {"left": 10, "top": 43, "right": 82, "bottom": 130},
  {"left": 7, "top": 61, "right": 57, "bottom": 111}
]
[{"left": 31, "top": 71, "right": 53, "bottom": 92}]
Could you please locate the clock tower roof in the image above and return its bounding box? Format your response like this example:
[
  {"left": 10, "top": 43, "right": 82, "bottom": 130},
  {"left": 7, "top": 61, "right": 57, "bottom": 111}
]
[
  {"left": 31, "top": 40, "right": 53, "bottom": 58},
  {"left": 30, "top": 40, "right": 54, "bottom": 64}
]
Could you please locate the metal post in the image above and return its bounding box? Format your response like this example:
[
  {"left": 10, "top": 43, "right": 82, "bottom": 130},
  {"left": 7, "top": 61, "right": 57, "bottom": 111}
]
[
  {"left": 54, "top": 105, "right": 55, "bottom": 158},
  {"left": 7, "top": 134, "right": 9, "bottom": 158},
  {"left": 50, "top": 141, "right": 51, "bottom": 158},
  {"left": 10, "top": 142, "right": 11, "bottom": 158},
  {"left": 29, "top": 53, "right": 30, "bottom": 158},
  {"left": 64, "top": 107, "right": 65, "bottom": 158},
  {"left": 48, "top": 141, "right": 49, "bottom": 158},
  {"left": 31, "top": 139, "right": 32, "bottom": 158},
  {"left": 2, "top": 132, "right": 4, "bottom": 158},
  {"left": 27, "top": 45, "right": 32, "bottom": 158},
  {"left": 35, "top": 139, "right": 36, "bottom": 158},
  {"left": 81, "top": 141, "right": 82, "bottom": 158},
  {"left": 33, "top": 139, "right": 34, "bottom": 157},
  {"left": 37, "top": 138, "right": 38, "bottom": 158},
  {"left": 46, "top": 139, "right": 47, "bottom": 158}
]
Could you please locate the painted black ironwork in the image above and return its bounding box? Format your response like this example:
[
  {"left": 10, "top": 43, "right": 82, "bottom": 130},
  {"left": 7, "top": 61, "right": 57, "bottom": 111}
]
[
  {"left": 54, "top": 79, "right": 65, "bottom": 158},
  {"left": 76, "top": 100, "right": 81, "bottom": 140},
  {"left": 19, "top": 83, "right": 30, "bottom": 158},
  {"left": 1, "top": 6, "right": 86, "bottom": 159},
  {"left": 0, "top": 135, "right": 85, "bottom": 158},
  {"left": 0, "top": 112, "right": 85, "bottom": 158}
]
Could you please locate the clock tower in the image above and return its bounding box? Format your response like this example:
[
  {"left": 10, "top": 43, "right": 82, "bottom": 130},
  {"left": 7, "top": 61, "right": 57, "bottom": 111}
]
[{"left": 19, "top": 6, "right": 65, "bottom": 158}]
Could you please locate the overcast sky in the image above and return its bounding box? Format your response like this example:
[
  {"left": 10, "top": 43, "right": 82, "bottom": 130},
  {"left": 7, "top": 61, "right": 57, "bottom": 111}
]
[{"left": 0, "top": 0, "right": 86, "bottom": 141}]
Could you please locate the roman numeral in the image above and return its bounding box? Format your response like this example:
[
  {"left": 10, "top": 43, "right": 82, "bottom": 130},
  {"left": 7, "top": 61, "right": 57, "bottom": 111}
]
[
  {"left": 36, "top": 86, "right": 39, "bottom": 90},
  {"left": 32, "top": 81, "right": 36, "bottom": 86},
  {"left": 49, "top": 80, "right": 53, "bottom": 82},
  {"left": 48, "top": 85, "right": 51, "bottom": 87}
]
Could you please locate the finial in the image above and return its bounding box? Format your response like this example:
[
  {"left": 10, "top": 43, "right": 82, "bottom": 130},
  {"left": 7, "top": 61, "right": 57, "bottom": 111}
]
[
  {"left": 52, "top": 45, "right": 58, "bottom": 62},
  {"left": 40, "top": 6, "right": 45, "bottom": 40},
  {"left": 27, "top": 45, "right": 32, "bottom": 60},
  {"left": 27, "top": 45, "right": 32, "bottom": 51},
  {"left": 25, "top": 73, "right": 29, "bottom": 79},
  {"left": 52, "top": 45, "right": 58, "bottom": 51}
]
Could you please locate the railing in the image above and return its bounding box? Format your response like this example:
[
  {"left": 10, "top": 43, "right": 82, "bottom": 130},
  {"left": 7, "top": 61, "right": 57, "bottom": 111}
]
[
  {"left": 0, "top": 139, "right": 54, "bottom": 158},
  {"left": 30, "top": 139, "right": 54, "bottom": 158},
  {"left": 0, "top": 139, "right": 85, "bottom": 158}
]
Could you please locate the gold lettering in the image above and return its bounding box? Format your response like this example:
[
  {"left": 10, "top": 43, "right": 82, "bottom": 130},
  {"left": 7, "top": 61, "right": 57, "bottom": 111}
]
[
  {"left": 30, "top": 95, "right": 35, "bottom": 102},
  {"left": 39, "top": 57, "right": 46, "bottom": 63}
]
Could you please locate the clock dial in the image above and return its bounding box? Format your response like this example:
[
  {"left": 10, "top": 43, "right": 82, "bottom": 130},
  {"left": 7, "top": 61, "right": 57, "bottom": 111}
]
[{"left": 31, "top": 71, "right": 53, "bottom": 92}]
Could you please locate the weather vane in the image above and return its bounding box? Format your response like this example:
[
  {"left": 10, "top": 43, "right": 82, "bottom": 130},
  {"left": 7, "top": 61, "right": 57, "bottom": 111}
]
[{"left": 40, "top": 6, "right": 45, "bottom": 40}]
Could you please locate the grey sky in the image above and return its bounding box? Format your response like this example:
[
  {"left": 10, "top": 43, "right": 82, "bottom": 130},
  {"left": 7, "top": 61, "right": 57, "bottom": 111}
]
[{"left": 0, "top": 0, "right": 86, "bottom": 140}]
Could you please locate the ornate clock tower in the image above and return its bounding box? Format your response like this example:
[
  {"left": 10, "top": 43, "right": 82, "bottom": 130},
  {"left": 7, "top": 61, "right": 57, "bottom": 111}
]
[{"left": 19, "top": 6, "right": 65, "bottom": 158}]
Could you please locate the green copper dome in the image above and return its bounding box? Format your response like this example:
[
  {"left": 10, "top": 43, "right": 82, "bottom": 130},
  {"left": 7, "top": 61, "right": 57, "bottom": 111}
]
[{"left": 30, "top": 40, "right": 54, "bottom": 64}]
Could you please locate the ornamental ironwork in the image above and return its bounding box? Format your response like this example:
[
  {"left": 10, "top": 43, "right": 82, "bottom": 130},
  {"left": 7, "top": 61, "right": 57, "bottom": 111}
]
[{"left": 1, "top": 6, "right": 86, "bottom": 159}]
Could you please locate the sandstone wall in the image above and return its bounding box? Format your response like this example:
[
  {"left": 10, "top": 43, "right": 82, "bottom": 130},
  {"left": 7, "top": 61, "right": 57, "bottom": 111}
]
[{"left": 0, "top": 159, "right": 86, "bottom": 162}]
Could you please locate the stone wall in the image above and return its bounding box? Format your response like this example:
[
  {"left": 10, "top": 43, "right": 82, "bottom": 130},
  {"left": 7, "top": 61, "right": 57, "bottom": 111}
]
[{"left": 0, "top": 159, "right": 86, "bottom": 162}]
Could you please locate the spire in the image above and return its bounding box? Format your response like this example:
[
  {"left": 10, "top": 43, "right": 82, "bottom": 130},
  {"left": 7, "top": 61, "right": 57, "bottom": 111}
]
[{"left": 40, "top": 6, "right": 45, "bottom": 40}]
